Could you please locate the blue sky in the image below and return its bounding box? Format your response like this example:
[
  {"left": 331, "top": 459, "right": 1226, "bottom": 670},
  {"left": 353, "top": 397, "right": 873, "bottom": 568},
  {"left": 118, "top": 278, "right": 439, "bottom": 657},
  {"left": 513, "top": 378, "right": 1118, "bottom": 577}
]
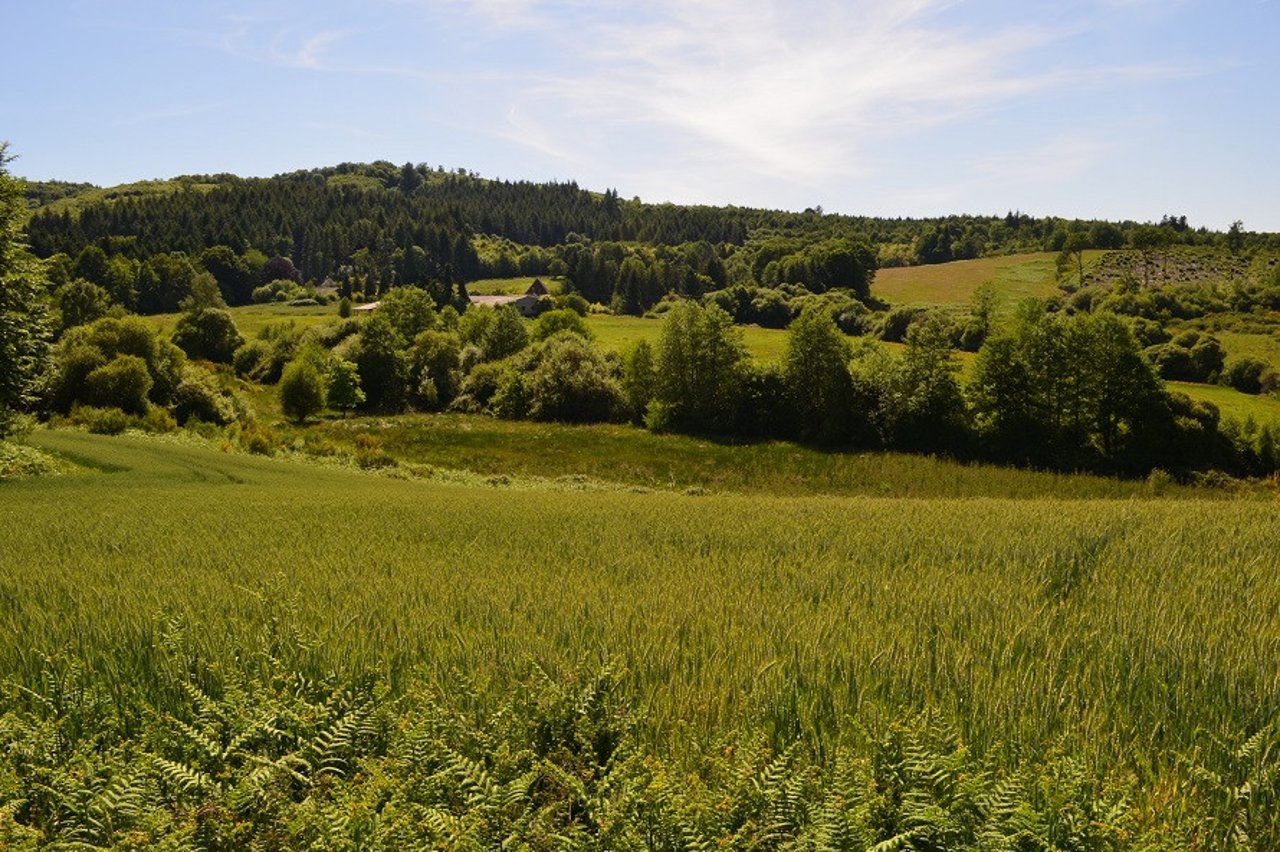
[{"left": 6, "top": 0, "right": 1278, "bottom": 230}]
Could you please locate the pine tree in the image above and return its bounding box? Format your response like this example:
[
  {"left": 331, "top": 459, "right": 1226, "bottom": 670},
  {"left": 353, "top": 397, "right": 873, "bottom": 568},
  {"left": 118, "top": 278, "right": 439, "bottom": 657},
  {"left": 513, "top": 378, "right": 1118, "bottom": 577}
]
[{"left": 0, "top": 143, "right": 53, "bottom": 437}]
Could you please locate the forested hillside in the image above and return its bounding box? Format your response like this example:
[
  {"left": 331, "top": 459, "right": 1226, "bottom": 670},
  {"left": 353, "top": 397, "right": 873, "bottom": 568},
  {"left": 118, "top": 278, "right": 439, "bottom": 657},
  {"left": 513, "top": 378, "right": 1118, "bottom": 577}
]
[{"left": 24, "top": 160, "right": 1280, "bottom": 319}]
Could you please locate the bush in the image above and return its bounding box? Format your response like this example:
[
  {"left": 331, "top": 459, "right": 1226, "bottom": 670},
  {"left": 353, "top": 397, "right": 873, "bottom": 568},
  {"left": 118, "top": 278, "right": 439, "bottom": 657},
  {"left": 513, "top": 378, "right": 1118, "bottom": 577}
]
[
  {"left": 171, "top": 366, "right": 236, "bottom": 425},
  {"left": 50, "top": 316, "right": 185, "bottom": 412},
  {"left": 300, "top": 318, "right": 362, "bottom": 349},
  {"left": 530, "top": 308, "right": 592, "bottom": 342},
  {"left": 352, "top": 433, "right": 395, "bottom": 469},
  {"left": 232, "top": 340, "right": 273, "bottom": 377},
  {"left": 84, "top": 355, "right": 153, "bottom": 416},
  {"left": 523, "top": 335, "right": 624, "bottom": 423},
  {"left": 236, "top": 421, "right": 277, "bottom": 455},
  {"left": 65, "top": 403, "right": 176, "bottom": 434},
  {"left": 492, "top": 371, "right": 531, "bottom": 419},
  {"left": 172, "top": 308, "right": 244, "bottom": 363},
  {"left": 1144, "top": 343, "right": 1196, "bottom": 381},
  {"left": 877, "top": 306, "right": 929, "bottom": 342},
  {"left": 483, "top": 305, "right": 529, "bottom": 361},
  {"left": 251, "top": 279, "right": 305, "bottom": 304},
  {"left": 1223, "top": 357, "right": 1269, "bottom": 394},
  {"left": 554, "top": 293, "right": 590, "bottom": 316},
  {"left": 68, "top": 404, "right": 133, "bottom": 435},
  {"left": 0, "top": 440, "right": 63, "bottom": 479},
  {"left": 452, "top": 361, "right": 511, "bottom": 412}
]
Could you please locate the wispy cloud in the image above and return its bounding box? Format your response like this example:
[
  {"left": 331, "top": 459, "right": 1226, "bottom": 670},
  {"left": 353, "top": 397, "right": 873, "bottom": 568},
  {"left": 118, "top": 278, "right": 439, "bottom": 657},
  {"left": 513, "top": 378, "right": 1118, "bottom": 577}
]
[
  {"left": 286, "top": 29, "right": 353, "bottom": 68},
  {"left": 459, "top": 0, "right": 1195, "bottom": 187}
]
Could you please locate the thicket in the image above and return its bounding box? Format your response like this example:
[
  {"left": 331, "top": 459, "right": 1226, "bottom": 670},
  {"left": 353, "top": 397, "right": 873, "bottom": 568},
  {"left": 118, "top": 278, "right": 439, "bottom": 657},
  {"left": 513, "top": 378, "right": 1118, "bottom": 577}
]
[{"left": 44, "top": 316, "right": 238, "bottom": 428}]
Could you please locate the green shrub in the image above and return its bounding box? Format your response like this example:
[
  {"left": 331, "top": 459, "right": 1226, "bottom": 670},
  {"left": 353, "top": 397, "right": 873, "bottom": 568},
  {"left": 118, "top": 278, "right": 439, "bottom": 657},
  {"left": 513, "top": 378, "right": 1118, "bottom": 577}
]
[
  {"left": 171, "top": 366, "right": 236, "bottom": 425},
  {"left": 452, "top": 361, "right": 512, "bottom": 413},
  {"left": 84, "top": 355, "right": 153, "bottom": 416},
  {"left": 68, "top": 404, "right": 133, "bottom": 435},
  {"left": 0, "top": 440, "right": 63, "bottom": 479},
  {"left": 232, "top": 340, "right": 272, "bottom": 377},
  {"left": 530, "top": 308, "right": 592, "bottom": 342},
  {"left": 171, "top": 308, "right": 244, "bottom": 363},
  {"left": 50, "top": 316, "right": 185, "bottom": 412},
  {"left": 236, "top": 421, "right": 277, "bottom": 455},
  {"left": 1223, "top": 357, "right": 1269, "bottom": 394},
  {"left": 251, "top": 278, "right": 305, "bottom": 303},
  {"left": 553, "top": 292, "right": 590, "bottom": 316}
]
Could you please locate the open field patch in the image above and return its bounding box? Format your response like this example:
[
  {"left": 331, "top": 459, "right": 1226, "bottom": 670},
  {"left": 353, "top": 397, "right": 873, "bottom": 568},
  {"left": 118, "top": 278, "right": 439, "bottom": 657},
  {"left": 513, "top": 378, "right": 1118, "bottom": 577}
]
[{"left": 872, "top": 251, "right": 1098, "bottom": 309}]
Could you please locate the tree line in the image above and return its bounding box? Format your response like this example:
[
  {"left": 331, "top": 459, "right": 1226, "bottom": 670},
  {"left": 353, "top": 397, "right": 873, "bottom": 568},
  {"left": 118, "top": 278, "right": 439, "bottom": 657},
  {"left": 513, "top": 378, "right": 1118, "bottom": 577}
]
[
  {"left": 28, "top": 161, "right": 1278, "bottom": 301},
  {"left": 257, "top": 290, "right": 1276, "bottom": 479}
]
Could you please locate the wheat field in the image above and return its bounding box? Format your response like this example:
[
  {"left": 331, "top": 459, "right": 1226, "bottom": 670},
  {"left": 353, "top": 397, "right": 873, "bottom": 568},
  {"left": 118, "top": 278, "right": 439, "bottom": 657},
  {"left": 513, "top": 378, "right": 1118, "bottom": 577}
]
[{"left": 2, "top": 430, "right": 1278, "bottom": 846}]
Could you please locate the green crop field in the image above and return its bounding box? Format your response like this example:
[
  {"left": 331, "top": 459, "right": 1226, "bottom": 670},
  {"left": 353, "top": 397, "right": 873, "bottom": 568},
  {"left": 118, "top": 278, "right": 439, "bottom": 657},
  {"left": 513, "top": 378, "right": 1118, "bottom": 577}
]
[
  {"left": 1, "top": 429, "right": 1277, "bottom": 846},
  {"left": 873, "top": 251, "right": 1100, "bottom": 309}
]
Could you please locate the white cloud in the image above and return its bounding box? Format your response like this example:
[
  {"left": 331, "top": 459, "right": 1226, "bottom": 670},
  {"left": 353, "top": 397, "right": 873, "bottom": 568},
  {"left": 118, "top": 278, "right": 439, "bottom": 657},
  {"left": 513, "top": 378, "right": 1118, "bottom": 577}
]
[{"left": 479, "top": 0, "right": 1146, "bottom": 186}]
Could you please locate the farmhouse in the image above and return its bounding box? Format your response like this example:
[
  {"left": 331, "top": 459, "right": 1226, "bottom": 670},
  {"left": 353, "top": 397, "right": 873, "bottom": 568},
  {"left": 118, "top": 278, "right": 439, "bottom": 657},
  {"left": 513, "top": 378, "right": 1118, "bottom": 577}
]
[{"left": 468, "top": 279, "right": 549, "bottom": 317}]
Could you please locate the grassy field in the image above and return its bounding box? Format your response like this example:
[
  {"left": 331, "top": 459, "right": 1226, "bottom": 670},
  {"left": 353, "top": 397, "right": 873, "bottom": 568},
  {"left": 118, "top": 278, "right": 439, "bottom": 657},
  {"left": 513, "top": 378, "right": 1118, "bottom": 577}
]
[
  {"left": 29, "top": 178, "right": 222, "bottom": 219},
  {"left": 873, "top": 251, "right": 1100, "bottom": 309},
  {"left": 1171, "top": 380, "right": 1280, "bottom": 423},
  {"left": 1216, "top": 329, "right": 1280, "bottom": 371},
  {"left": 467, "top": 275, "right": 563, "bottom": 295},
  {"left": 586, "top": 313, "right": 790, "bottom": 362},
  {"left": 147, "top": 300, "right": 341, "bottom": 339},
  {"left": 2, "top": 430, "right": 1278, "bottom": 845}
]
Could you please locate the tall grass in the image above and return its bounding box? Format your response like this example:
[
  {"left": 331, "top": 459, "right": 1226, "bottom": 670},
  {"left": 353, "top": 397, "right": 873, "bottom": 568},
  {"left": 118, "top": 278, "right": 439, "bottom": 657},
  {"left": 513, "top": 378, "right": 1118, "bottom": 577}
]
[{"left": 279, "top": 412, "right": 1212, "bottom": 499}]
